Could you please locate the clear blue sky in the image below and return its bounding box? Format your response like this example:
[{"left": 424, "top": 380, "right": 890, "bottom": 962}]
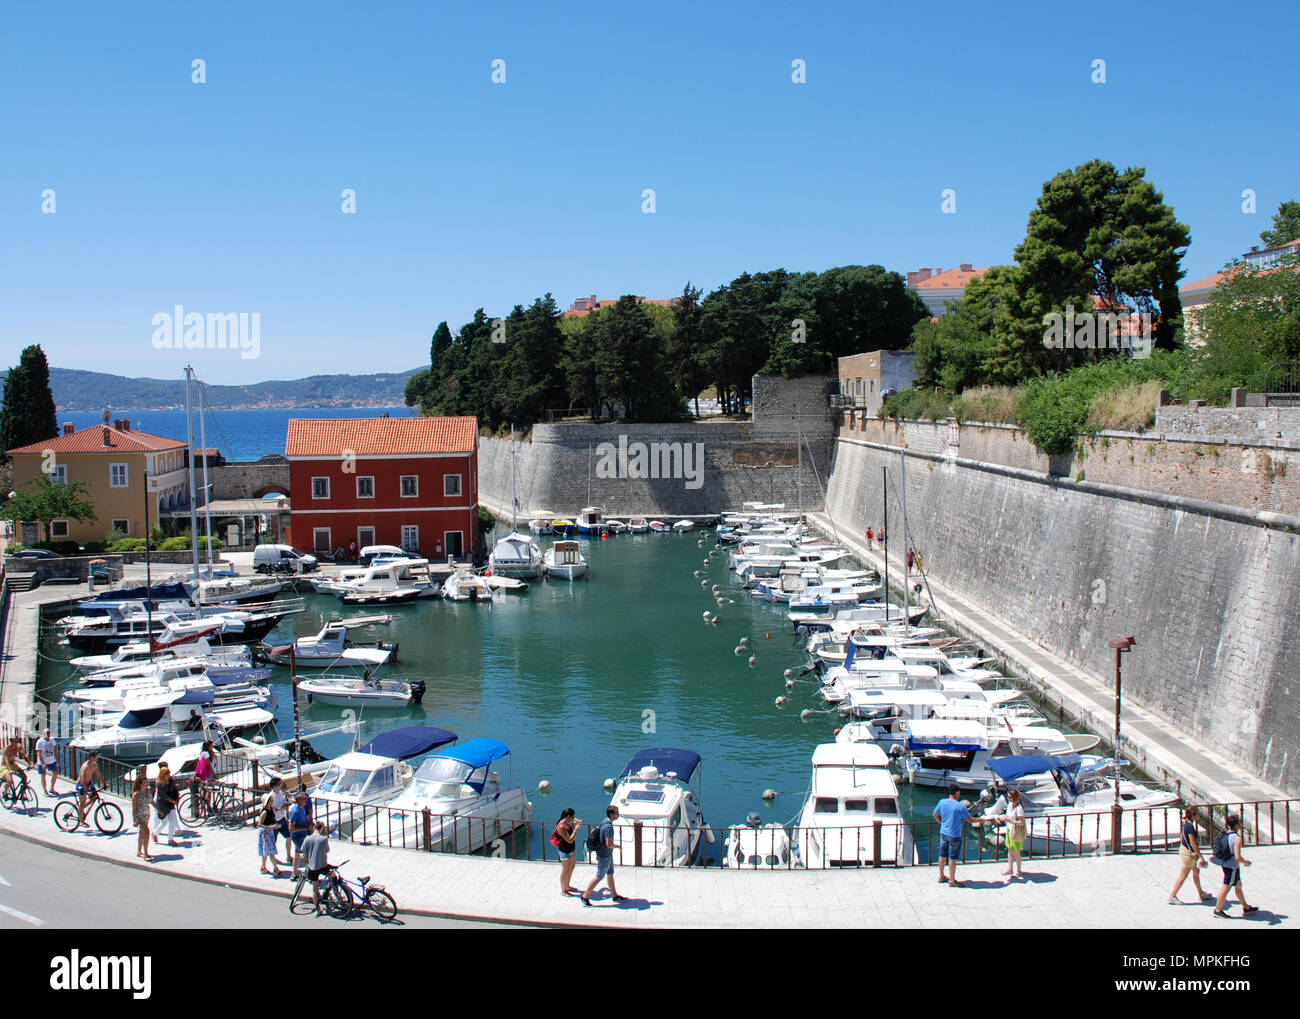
[{"left": 2, "top": 0, "right": 1296, "bottom": 385}]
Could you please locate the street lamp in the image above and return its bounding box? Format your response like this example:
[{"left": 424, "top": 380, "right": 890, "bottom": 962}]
[{"left": 1107, "top": 635, "right": 1136, "bottom": 853}]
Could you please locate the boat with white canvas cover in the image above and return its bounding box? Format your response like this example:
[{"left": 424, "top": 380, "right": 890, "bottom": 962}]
[
  {"left": 441, "top": 568, "right": 494, "bottom": 602},
  {"left": 68, "top": 687, "right": 274, "bottom": 761},
  {"left": 794, "top": 743, "right": 915, "bottom": 867},
  {"left": 544, "top": 540, "right": 588, "bottom": 580},
  {"left": 297, "top": 672, "right": 426, "bottom": 708},
  {"left": 627, "top": 517, "right": 649, "bottom": 534},
  {"left": 256, "top": 620, "right": 397, "bottom": 669},
  {"left": 899, "top": 718, "right": 1103, "bottom": 790},
  {"left": 597, "top": 748, "right": 711, "bottom": 868},
  {"left": 672, "top": 520, "right": 694, "bottom": 532},
  {"left": 723, "top": 812, "right": 792, "bottom": 869},
  {"left": 353, "top": 738, "right": 533, "bottom": 852},
  {"left": 489, "top": 532, "right": 544, "bottom": 579},
  {"left": 337, "top": 558, "right": 439, "bottom": 604}
]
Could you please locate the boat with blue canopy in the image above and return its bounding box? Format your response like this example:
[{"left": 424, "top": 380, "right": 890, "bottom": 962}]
[{"left": 602, "top": 747, "right": 711, "bottom": 867}]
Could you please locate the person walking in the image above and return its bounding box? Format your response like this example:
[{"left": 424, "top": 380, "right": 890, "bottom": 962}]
[
  {"left": 906, "top": 546, "right": 916, "bottom": 573},
  {"left": 865, "top": 527, "right": 874, "bottom": 549},
  {"left": 581, "top": 806, "right": 627, "bottom": 906},
  {"left": 258, "top": 792, "right": 282, "bottom": 876},
  {"left": 552, "top": 807, "right": 582, "bottom": 896},
  {"left": 1213, "top": 814, "right": 1259, "bottom": 918},
  {"left": 998, "top": 788, "right": 1026, "bottom": 881},
  {"left": 1168, "top": 806, "right": 1212, "bottom": 904},
  {"left": 263, "top": 777, "right": 291, "bottom": 865},
  {"left": 300, "top": 820, "right": 332, "bottom": 916},
  {"left": 288, "top": 790, "right": 313, "bottom": 880},
  {"left": 132, "top": 769, "right": 153, "bottom": 862},
  {"left": 34, "top": 728, "right": 60, "bottom": 795},
  {"left": 932, "top": 784, "right": 983, "bottom": 888},
  {"left": 152, "top": 763, "right": 182, "bottom": 847}
]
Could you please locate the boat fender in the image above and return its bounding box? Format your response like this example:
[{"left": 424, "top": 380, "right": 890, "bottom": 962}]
[
  {"left": 800, "top": 709, "right": 812, "bottom": 720},
  {"left": 306, "top": 692, "right": 313, "bottom": 705},
  {"left": 774, "top": 696, "right": 787, "bottom": 707},
  {"left": 484, "top": 569, "right": 491, "bottom": 576},
  {"left": 762, "top": 788, "right": 777, "bottom": 800},
  {"left": 704, "top": 821, "right": 715, "bottom": 844},
  {"left": 603, "top": 778, "right": 615, "bottom": 791}
]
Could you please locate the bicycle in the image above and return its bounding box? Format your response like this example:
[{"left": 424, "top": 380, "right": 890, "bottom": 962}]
[
  {"left": 53, "top": 786, "right": 124, "bottom": 835},
  {"left": 179, "top": 781, "right": 246, "bottom": 829},
  {"left": 289, "top": 861, "right": 396, "bottom": 920},
  {"left": 1, "top": 773, "right": 39, "bottom": 816}
]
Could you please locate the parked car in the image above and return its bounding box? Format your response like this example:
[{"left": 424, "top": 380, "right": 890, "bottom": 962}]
[
  {"left": 252, "top": 544, "right": 318, "bottom": 574},
  {"left": 8, "top": 548, "right": 60, "bottom": 560}
]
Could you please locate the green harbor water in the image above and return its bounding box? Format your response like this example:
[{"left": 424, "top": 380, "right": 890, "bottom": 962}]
[{"left": 41, "top": 531, "right": 967, "bottom": 861}]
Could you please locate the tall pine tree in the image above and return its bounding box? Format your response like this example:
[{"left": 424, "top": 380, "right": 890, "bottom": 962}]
[{"left": 1, "top": 345, "right": 58, "bottom": 455}]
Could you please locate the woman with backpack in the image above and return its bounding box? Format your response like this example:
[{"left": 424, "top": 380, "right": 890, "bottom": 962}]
[
  {"left": 1212, "top": 814, "right": 1259, "bottom": 918},
  {"left": 551, "top": 807, "right": 582, "bottom": 896},
  {"left": 1168, "top": 805, "right": 1212, "bottom": 904}
]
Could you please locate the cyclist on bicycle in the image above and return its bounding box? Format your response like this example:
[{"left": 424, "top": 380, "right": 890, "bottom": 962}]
[
  {"left": 74, "top": 752, "right": 101, "bottom": 828},
  {"left": 301, "top": 820, "right": 332, "bottom": 916},
  {"left": 2, "top": 737, "right": 31, "bottom": 794}
]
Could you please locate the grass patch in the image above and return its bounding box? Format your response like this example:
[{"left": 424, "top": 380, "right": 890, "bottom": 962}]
[
  {"left": 1085, "top": 380, "right": 1164, "bottom": 431},
  {"left": 950, "top": 386, "right": 1018, "bottom": 424}
]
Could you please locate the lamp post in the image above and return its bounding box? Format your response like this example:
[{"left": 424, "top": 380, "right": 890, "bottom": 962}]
[{"left": 1107, "top": 635, "right": 1135, "bottom": 854}]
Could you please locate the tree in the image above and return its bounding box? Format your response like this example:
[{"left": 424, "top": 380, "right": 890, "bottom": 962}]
[
  {"left": 429, "top": 321, "right": 453, "bottom": 375},
  {"left": 1, "top": 476, "right": 97, "bottom": 543},
  {"left": 1013, "top": 161, "right": 1191, "bottom": 357},
  {"left": 1, "top": 345, "right": 59, "bottom": 455},
  {"left": 666, "top": 283, "right": 711, "bottom": 414},
  {"left": 1260, "top": 200, "right": 1300, "bottom": 248},
  {"left": 806, "top": 265, "right": 929, "bottom": 357}
]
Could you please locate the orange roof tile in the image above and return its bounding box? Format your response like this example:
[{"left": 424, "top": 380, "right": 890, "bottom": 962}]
[
  {"left": 913, "top": 267, "right": 987, "bottom": 290},
  {"left": 285, "top": 417, "right": 478, "bottom": 457},
  {"left": 7, "top": 426, "right": 185, "bottom": 456}
]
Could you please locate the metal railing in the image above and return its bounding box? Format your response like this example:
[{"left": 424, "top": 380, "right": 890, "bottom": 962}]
[{"left": 1263, "top": 360, "right": 1300, "bottom": 406}]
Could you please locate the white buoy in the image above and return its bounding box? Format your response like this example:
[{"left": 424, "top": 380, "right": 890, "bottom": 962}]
[
  {"left": 693, "top": 571, "right": 701, "bottom": 578},
  {"left": 716, "top": 597, "right": 725, "bottom": 605},
  {"left": 734, "top": 646, "right": 745, "bottom": 656},
  {"left": 702, "top": 611, "right": 712, "bottom": 621},
  {"left": 738, "top": 636, "right": 750, "bottom": 646},
  {"left": 762, "top": 788, "right": 777, "bottom": 800},
  {"left": 710, "top": 616, "right": 720, "bottom": 626},
  {"left": 748, "top": 656, "right": 757, "bottom": 667},
  {"left": 785, "top": 679, "right": 795, "bottom": 690},
  {"left": 783, "top": 668, "right": 794, "bottom": 678},
  {"left": 603, "top": 778, "right": 615, "bottom": 791},
  {"left": 774, "top": 696, "right": 787, "bottom": 707},
  {"left": 538, "top": 779, "right": 551, "bottom": 791},
  {"left": 800, "top": 709, "right": 812, "bottom": 720}
]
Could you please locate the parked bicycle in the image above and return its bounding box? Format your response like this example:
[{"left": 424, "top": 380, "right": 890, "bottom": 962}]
[
  {"left": 289, "top": 860, "right": 396, "bottom": 920},
  {"left": 1, "top": 772, "right": 39, "bottom": 815},
  {"left": 54, "top": 786, "right": 124, "bottom": 835},
  {"left": 179, "top": 781, "right": 247, "bottom": 829}
]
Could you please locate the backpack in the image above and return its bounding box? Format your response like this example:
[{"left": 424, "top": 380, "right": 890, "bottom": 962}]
[
  {"left": 585, "top": 824, "right": 603, "bottom": 853},
  {"left": 1211, "top": 830, "right": 1235, "bottom": 863}
]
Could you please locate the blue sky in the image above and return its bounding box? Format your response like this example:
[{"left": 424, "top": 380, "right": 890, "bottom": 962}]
[{"left": 2, "top": 0, "right": 1296, "bottom": 385}]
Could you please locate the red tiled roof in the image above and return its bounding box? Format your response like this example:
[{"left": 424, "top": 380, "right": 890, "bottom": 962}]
[
  {"left": 1180, "top": 270, "right": 1231, "bottom": 293},
  {"left": 563, "top": 296, "right": 676, "bottom": 318},
  {"left": 7, "top": 426, "right": 186, "bottom": 456},
  {"left": 912, "top": 267, "right": 987, "bottom": 290},
  {"left": 285, "top": 417, "right": 478, "bottom": 457}
]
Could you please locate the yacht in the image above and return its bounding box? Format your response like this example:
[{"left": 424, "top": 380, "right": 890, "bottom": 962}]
[
  {"left": 900, "top": 718, "right": 1103, "bottom": 790},
  {"left": 353, "top": 738, "right": 533, "bottom": 852},
  {"left": 599, "top": 748, "right": 710, "bottom": 868},
  {"left": 794, "top": 743, "right": 915, "bottom": 868},
  {"left": 257, "top": 620, "right": 398, "bottom": 669},
  {"left": 68, "top": 687, "right": 274, "bottom": 761},
  {"left": 488, "top": 531, "right": 545, "bottom": 579},
  {"left": 544, "top": 540, "right": 589, "bottom": 580},
  {"left": 309, "top": 751, "right": 417, "bottom": 838},
  {"left": 336, "top": 558, "right": 439, "bottom": 604},
  {"left": 441, "top": 568, "right": 495, "bottom": 602},
  {"left": 62, "top": 604, "right": 295, "bottom": 652},
  {"left": 723, "top": 813, "right": 792, "bottom": 869}
]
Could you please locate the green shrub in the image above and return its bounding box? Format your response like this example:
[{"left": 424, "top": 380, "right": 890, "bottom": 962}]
[
  {"left": 108, "top": 538, "right": 147, "bottom": 553},
  {"left": 160, "top": 536, "right": 190, "bottom": 551},
  {"left": 82, "top": 541, "right": 109, "bottom": 554},
  {"left": 881, "top": 388, "right": 951, "bottom": 421}
]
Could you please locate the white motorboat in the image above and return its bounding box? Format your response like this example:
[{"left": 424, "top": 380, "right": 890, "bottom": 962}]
[
  {"left": 64, "top": 663, "right": 274, "bottom": 716},
  {"left": 900, "top": 718, "right": 1103, "bottom": 790},
  {"left": 336, "top": 558, "right": 440, "bottom": 604},
  {"left": 606, "top": 519, "right": 627, "bottom": 534},
  {"left": 68, "top": 625, "right": 251, "bottom": 675},
  {"left": 627, "top": 517, "right": 649, "bottom": 533},
  {"left": 598, "top": 749, "right": 711, "bottom": 867},
  {"left": 297, "top": 672, "right": 426, "bottom": 708},
  {"left": 183, "top": 570, "right": 283, "bottom": 606},
  {"left": 310, "top": 567, "right": 370, "bottom": 596},
  {"left": 353, "top": 738, "right": 533, "bottom": 852},
  {"left": 794, "top": 743, "right": 916, "bottom": 868},
  {"left": 672, "top": 520, "right": 694, "bottom": 533},
  {"left": 68, "top": 687, "right": 274, "bottom": 761},
  {"left": 723, "top": 812, "right": 792, "bottom": 869},
  {"left": 648, "top": 520, "right": 670, "bottom": 533},
  {"left": 789, "top": 601, "right": 929, "bottom": 629},
  {"left": 836, "top": 690, "right": 1043, "bottom": 749},
  {"left": 980, "top": 755, "right": 1183, "bottom": 853},
  {"left": 485, "top": 574, "right": 528, "bottom": 594},
  {"left": 489, "top": 531, "right": 544, "bottom": 579},
  {"left": 61, "top": 603, "right": 297, "bottom": 651},
  {"left": 544, "top": 541, "right": 588, "bottom": 580},
  {"left": 257, "top": 620, "right": 397, "bottom": 669},
  {"left": 308, "top": 751, "right": 416, "bottom": 837},
  {"left": 441, "top": 568, "right": 494, "bottom": 602},
  {"left": 528, "top": 513, "right": 555, "bottom": 536},
  {"left": 576, "top": 506, "right": 607, "bottom": 535}
]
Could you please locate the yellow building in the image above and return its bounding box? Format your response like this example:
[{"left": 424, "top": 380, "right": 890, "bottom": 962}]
[{"left": 7, "top": 419, "right": 189, "bottom": 545}]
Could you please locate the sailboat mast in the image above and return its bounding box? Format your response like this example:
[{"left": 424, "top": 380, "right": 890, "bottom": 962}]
[
  {"left": 184, "top": 366, "right": 201, "bottom": 580},
  {"left": 797, "top": 418, "right": 803, "bottom": 525},
  {"left": 197, "top": 378, "right": 214, "bottom": 565},
  {"left": 900, "top": 450, "right": 909, "bottom": 636},
  {"left": 144, "top": 467, "right": 153, "bottom": 662},
  {"left": 881, "top": 466, "right": 889, "bottom": 624},
  {"left": 510, "top": 424, "right": 517, "bottom": 532},
  {"left": 587, "top": 443, "right": 592, "bottom": 507}
]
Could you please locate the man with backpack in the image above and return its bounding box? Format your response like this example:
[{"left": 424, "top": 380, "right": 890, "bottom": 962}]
[
  {"left": 1212, "top": 814, "right": 1259, "bottom": 918},
  {"left": 581, "top": 806, "right": 627, "bottom": 906}
]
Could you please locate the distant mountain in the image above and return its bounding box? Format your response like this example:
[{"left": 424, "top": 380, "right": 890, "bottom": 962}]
[{"left": 39, "top": 367, "right": 425, "bottom": 411}]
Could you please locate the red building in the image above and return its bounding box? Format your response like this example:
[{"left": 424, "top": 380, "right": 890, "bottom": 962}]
[{"left": 285, "top": 417, "right": 479, "bottom": 560}]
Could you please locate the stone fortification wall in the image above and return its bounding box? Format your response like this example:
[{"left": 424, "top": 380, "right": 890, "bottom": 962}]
[
  {"left": 1156, "top": 405, "right": 1300, "bottom": 442},
  {"left": 825, "top": 433, "right": 1300, "bottom": 795},
  {"left": 210, "top": 456, "right": 290, "bottom": 500}
]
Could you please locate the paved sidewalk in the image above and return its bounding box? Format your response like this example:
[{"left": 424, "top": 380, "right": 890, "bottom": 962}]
[
  {"left": 0, "top": 795, "right": 1292, "bottom": 928},
  {"left": 809, "top": 512, "right": 1298, "bottom": 833}
]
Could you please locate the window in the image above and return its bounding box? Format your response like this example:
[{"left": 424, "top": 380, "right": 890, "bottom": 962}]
[
  {"left": 313, "top": 528, "right": 332, "bottom": 552},
  {"left": 400, "top": 475, "right": 418, "bottom": 498},
  {"left": 401, "top": 525, "right": 420, "bottom": 552},
  {"left": 814, "top": 797, "right": 838, "bottom": 814},
  {"left": 357, "top": 527, "right": 375, "bottom": 548},
  {"left": 50, "top": 465, "right": 67, "bottom": 485},
  {"left": 51, "top": 520, "right": 70, "bottom": 538},
  {"left": 443, "top": 474, "right": 462, "bottom": 497},
  {"left": 110, "top": 463, "right": 129, "bottom": 488},
  {"left": 843, "top": 799, "right": 871, "bottom": 813},
  {"left": 356, "top": 476, "right": 374, "bottom": 499},
  {"left": 111, "top": 519, "right": 129, "bottom": 535},
  {"left": 312, "top": 477, "right": 330, "bottom": 499}
]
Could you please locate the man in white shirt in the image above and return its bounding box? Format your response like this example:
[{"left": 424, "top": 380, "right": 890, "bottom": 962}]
[{"left": 34, "top": 728, "right": 60, "bottom": 794}]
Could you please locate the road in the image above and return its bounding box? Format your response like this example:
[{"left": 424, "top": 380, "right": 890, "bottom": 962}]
[{"left": 0, "top": 830, "right": 517, "bottom": 929}]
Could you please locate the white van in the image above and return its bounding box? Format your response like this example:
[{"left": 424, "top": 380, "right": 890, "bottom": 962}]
[{"left": 253, "top": 544, "right": 318, "bottom": 574}]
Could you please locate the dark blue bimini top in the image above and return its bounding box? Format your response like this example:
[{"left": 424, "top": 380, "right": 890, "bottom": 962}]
[
  {"left": 988, "top": 754, "right": 1082, "bottom": 783},
  {"left": 359, "top": 725, "right": 457, "bottom": 760},
  {"left": 618, "top": 748, "right": 701, "bottom": 782}
]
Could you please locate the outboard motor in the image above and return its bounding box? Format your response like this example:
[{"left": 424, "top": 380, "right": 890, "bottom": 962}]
[
  {"left": 410, "top": 680, "right": 427, "bottom": 705},
  {"left": 745, "top": 811, "right": 762, "bottom": 829},
  {"left": 887, "top": 743, "right": 904, "bottom": 760}
]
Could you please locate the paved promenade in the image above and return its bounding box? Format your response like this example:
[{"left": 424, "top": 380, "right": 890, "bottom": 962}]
[{"left": 0, "top": 795, "right": 1293, "bottom": 928}]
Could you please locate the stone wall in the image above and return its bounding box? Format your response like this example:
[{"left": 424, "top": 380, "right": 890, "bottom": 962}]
[
  {"left": 1156, "top": 405, "right": 1300, "bottom": 443},
  {"left": 826, "top": 434, "right": 1300, "bottom": 794},
  {"left": 210, "top": 456, "right": 290, "bottom": 500}
]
